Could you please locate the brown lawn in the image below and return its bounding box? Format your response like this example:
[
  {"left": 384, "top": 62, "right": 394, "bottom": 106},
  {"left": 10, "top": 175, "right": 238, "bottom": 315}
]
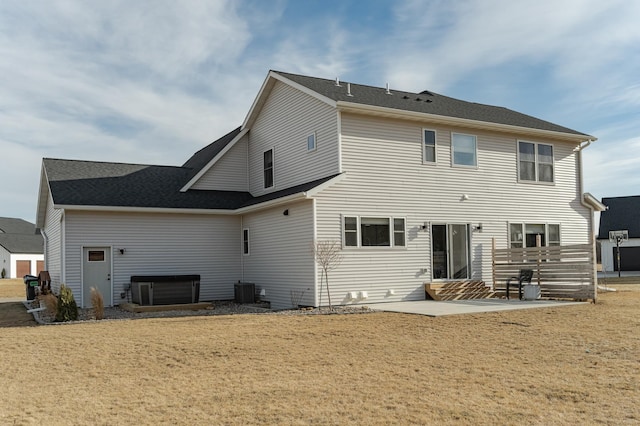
[
  {"left": 0, "top": 280, "right": 638, "bottom": 425},
  {"left": 0, "top": 278, "right": 24, "bottom": 298}
]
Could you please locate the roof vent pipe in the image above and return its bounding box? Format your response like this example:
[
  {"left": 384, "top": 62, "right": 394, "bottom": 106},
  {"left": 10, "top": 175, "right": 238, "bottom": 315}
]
[
  {"left": 386, "top": 83, "right": 392, "bottom": 95},
  {"left": 347, "top": 83, "right": 353, "bottom": 97},
  {"left": 335, "top": 77, "right": 341, "bottom": 87}
]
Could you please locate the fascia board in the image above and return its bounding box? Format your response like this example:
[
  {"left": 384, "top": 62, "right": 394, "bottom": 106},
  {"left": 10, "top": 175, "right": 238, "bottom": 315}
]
[
  {"left": 242, "top": 71, "right": 337, "bottom": 129},
  {"left": 35, "top": 164, "right": 50, "bottom": 229},
  {"left": 234, "top": 192, "right": 308, "bottom": 214},
  {"left": 53, "top": 204, "right": 235, "bottom": 216},
  {"left": 180, "top": 128, "right": 249, "bottom": 192},
  {"left": 337, "top": 101, "right": 596, "bottom": 143}
]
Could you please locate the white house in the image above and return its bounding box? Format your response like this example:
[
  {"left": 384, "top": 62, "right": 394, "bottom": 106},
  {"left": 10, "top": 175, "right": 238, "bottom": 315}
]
[
  {"left": 598, "top": 196, "right": 640, "bottom": 272},
  {"left": 0, "top": 217, "right": 44, "bottom": 279},
  {"left": 36, "top": 70, "right": 605, "bottom": 309}
]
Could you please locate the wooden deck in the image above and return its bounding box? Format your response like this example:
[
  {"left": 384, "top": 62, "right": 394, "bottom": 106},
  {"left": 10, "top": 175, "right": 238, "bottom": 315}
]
[{"left": 425, "top": 280, "right": 495, "bottom": 301}]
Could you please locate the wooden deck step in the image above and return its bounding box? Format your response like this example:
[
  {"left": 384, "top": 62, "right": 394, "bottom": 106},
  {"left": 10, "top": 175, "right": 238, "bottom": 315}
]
[{"left": 425, "top": 280, "right": 496, "bottom": 301}]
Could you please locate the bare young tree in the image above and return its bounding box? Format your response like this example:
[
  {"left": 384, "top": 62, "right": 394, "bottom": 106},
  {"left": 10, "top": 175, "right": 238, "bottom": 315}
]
[{"left": 313, "top": 240, "right": 343, "bottom": 310}]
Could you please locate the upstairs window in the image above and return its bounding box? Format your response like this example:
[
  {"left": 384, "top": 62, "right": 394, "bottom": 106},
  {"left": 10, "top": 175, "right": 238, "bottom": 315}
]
[
  {"left": 423, "top": 129, "right": 436, "bottom": 163},
  {"left": 263, "top": 149, "right": 273, "bottom": 188},
  {"left": 452, "top": 133, "right": 477, "bottom": 167},
  {"left": 519, "top": 141, "right": 554, "bottom": 182},
  {"left": 307, "top": 133, "right": 316, "bottom": 151}
]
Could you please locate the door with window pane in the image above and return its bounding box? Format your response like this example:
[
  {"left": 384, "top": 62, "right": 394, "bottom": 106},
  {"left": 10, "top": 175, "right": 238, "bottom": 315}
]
[{"left": 431, "top": 224, "right": 469, "bottom": 279}]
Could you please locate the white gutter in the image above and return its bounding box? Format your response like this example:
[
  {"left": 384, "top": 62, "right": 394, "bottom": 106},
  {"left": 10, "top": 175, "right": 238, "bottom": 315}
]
[
  {"left": 53, "top": 204, "right": 236, "bottom": 215},
  {"left": 337, "top": 101, "right": 596, "bottom": 143}
]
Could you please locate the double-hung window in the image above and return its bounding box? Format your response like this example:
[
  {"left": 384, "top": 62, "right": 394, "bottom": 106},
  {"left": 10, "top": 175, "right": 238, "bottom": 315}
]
[
  {"left": 423, "top": 129, "right": 436, "bottom": 163},
  {"left": 343, "top": 216, "right": 406, "bottom": 248},
  {"left": 263, "top": 149, "right": 274, "bottom": 188},
  {"left": 452, "top": 133, "right": 477, "bottom": 167},
  {"left": 518, "top": 141, "right": 554, "bottom": 182}
]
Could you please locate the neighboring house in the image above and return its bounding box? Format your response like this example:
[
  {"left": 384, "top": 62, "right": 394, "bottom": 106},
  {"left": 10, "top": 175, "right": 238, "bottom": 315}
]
[
  {"left": 36, "top": 70, "right": 605, "bottom": 309},
  {"left": 0, "top": 217, "right": 44, "bottom": 278},
  {"left": 598, "top": 196, "right": 640, "bottom": 272}
]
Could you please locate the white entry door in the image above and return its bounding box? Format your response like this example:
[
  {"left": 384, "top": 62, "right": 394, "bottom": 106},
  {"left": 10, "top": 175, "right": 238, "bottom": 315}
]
[{"left": 82, "top": 247, "right": 112, "bottom": 308}]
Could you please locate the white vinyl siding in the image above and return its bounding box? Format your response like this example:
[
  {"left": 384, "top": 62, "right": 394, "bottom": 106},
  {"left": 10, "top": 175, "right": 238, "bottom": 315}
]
[
  {"left": 191, "top": 135, "right": 248, "bottom": 191},
  {"left": 63, "top": 211, "right": 241, "bottom": 307},
  {"left": 313, "top": 113, "right": 591, "bottom": 305},
  {"left": 42, "top": 195, "right": 63, "bottom": 292},
  {"left": 248, "top": 81, "right": 339, "bottom": 196},
  {"left": 242, "top": 200, "right": 315, "bottom": 310}
]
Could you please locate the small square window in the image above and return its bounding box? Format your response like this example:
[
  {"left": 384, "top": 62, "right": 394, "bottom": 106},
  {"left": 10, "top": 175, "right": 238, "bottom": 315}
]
[
  {"left": 307, "top": 133, "right": 316, "bottom": 151},
  {"left": 88, "top": 250, "right": 105, "bottom": 262}
]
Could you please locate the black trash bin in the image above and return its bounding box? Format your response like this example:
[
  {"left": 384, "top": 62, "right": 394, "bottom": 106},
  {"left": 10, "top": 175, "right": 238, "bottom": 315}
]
[{"left": 23, "top": 275, "right": 38, "bottom": 300}]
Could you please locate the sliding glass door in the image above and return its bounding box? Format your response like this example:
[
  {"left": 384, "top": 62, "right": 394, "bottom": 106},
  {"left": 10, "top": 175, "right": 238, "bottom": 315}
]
[{"left": 431, "top": 224, "right": 470, "bottom": 279}]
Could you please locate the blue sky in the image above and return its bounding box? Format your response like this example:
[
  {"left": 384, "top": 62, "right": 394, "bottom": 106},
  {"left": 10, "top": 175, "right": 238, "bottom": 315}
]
[{"left": 1, "top": 0, "right": 639, "bottom": 222}]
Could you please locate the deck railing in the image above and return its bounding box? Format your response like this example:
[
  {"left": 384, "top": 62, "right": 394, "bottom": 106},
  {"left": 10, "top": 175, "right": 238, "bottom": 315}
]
[{"left": 492, "top": 240, "right": 596, "bottom": 301}]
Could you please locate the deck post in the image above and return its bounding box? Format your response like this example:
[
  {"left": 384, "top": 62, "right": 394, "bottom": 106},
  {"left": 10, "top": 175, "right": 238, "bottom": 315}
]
[{"left": 491, "top": 237, "right": 496, "bottom": 292}]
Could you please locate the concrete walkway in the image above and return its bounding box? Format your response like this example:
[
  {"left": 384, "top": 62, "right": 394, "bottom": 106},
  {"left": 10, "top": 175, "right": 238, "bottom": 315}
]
[{"left": 373, "top": 298, "right": 586, "bottom": 317}]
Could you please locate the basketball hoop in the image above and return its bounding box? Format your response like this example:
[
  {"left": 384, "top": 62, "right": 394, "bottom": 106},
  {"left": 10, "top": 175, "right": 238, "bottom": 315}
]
[
  {"left": 609, "top": 230, "right": 628, "bottom": 278},
  {"left": 609, "top": 230, "right": 629, "bottom": 243}
]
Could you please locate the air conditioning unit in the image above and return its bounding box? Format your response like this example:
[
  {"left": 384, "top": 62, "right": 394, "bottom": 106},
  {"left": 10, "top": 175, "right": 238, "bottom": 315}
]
[{"left": 234, "top": 282, "right": 255, "bottom": 304}]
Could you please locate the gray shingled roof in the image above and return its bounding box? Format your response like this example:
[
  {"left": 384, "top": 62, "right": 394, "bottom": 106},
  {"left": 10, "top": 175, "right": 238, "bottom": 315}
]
[
  {"left": 182, "top": 127, "right": 241, "bottom": 177},
  {"left": 598, "top": 196, "right": 640, "bottom": 239},
  {"left": 0, "top": 217, "right": 43, "bottom": 254},
  {"left": 43, "top": 157, "right": 338, "bottom": 211},
  {"left": 275, "top": 71, "right": 590, "bottom": 137}
]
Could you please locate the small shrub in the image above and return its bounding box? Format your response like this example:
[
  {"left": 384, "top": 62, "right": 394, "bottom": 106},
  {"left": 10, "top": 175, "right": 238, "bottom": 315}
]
[
  {"left": 55, "top": 284, "right": 78, "bottom": 322},
  {"left": 1, "top": 268, "right": 5, "bottom": 278},
  {"left": 90, "top": 287, "right": 104, "bottom": 320}
]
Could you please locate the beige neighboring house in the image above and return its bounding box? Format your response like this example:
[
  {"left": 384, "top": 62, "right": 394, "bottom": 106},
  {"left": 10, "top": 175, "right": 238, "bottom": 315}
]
[
  {"left": 36, "top": 70, "right": 605, "bottom": 309},
  {"left": 0, "top": 217, "right": 44, "bottom": 279}
]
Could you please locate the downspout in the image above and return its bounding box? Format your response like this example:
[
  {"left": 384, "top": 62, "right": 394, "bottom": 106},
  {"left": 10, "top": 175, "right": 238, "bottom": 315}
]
[
  {"left": 312, "top": 198, "right": 319, "bottom": 308},
  {"left": 575, "top": 140, "right": 598, "bottom": 301},
  {"left": 40, "top": 229, "right": 48, "bottom": 271}
]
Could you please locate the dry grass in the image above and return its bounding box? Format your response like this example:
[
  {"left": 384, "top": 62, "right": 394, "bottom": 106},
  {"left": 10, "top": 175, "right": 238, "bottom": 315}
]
[
  {"left": 0, "top": 278, "right": 24, "bottom": 298},
  {"left": 90, "top": 287, "right": 104, "bottom": 320},
  {"left": 0, "top": 280, "right": 638, "bottom": 425}
]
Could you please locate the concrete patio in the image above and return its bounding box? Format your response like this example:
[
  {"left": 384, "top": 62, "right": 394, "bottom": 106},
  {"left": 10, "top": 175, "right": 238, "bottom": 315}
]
[{"left": 373, "top": 298, "right": 587, "bottom": 317}]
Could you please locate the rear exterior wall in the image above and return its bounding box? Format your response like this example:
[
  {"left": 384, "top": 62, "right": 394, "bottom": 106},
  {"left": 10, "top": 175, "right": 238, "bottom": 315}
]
[
  {"left": 63, "top": 211, "right": 241, "bottom": 307},
  {"left": 314, "top": 112, "right": 592, "bottom": 305}
]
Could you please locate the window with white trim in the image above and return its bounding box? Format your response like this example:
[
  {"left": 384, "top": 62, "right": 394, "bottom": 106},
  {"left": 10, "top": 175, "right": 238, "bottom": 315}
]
[
  {"left": 307, "top": 133, "right": 316, "bottom": 151},
  {"left": 518, "top": 141, "right": 554, "bottom": 182},
  {"left": 509, "top": 223, "right": 560, "bottom": 248},
  {"left": 263, "top": 149, "right": 273, "bottom": 188},
  {"left": 242, "top": 229, "right": 250, "bottom": 255},
  {"left": 423, "top": 129, "right": 436, "bottom": 163},
  {"left": 343, "top": 216, "right": 406, "bottom": 248},
  {"left": 452, "top": 133, "right": 477, "bottom": 167}
]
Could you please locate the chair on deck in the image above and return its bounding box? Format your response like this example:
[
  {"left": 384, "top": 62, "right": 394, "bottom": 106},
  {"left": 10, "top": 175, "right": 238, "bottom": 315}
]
[{"left": 506, "top": 269, "right": 533, "bottom": 300}]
